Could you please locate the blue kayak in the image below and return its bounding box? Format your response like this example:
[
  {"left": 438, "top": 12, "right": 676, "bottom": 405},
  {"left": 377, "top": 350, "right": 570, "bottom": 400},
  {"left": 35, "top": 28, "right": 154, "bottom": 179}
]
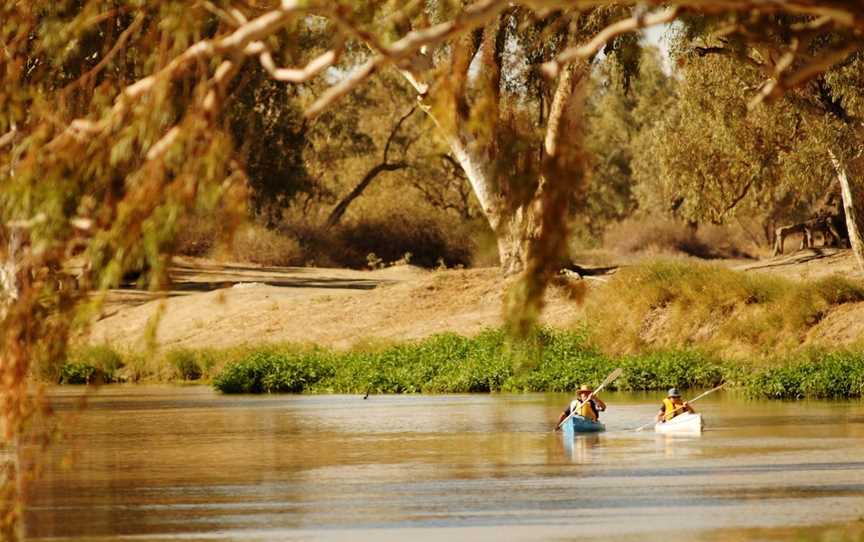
[{"left": 561, "top": 415, "right": 606, "bottom": 436}]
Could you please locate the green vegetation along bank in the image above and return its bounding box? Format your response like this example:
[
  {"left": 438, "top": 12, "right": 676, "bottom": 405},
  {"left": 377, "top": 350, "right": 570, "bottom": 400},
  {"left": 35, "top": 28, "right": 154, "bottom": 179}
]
[{"left": 62, "top": 329, "right": 864, "bottom": 399}]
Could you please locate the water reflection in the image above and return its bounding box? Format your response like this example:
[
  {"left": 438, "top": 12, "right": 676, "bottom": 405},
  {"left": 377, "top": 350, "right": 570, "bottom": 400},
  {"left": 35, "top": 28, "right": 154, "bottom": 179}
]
[
  {"left": 561, "top": 432, "right": 601, "bottom": 463},
  {"left": 23, "top": 387, "right": 864, "bottom": 541}
]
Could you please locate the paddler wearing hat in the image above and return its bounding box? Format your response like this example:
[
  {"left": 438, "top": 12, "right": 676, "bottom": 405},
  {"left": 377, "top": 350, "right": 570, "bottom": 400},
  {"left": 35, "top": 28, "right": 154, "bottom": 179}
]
[
  {"left": 655, "top": 388, "right": 694, "bottom": 423},
  {"left": 555, "top": 384, "right": 607, "bottom": 429}
]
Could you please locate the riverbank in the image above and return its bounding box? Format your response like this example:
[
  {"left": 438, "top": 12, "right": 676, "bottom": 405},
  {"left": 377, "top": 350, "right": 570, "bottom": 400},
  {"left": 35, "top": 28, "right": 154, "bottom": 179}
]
[
  {"left": 62, "top": 328, "right": 864, "bottom": 399},
  {"left": 65, "top": 254, "right": 864, "bottom": 399}
]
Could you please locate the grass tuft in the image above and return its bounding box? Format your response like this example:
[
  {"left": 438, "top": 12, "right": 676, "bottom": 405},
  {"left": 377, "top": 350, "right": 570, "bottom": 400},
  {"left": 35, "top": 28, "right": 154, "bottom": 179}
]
[{"left": 586, "top": 260, "right": 864, "bottom": 358}]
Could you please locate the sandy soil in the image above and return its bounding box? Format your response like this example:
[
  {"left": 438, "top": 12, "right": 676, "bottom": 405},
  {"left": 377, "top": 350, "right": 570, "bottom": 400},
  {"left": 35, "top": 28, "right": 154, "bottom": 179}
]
[{"left": 86, "top": 249, "right": 864, "bottom": 351}]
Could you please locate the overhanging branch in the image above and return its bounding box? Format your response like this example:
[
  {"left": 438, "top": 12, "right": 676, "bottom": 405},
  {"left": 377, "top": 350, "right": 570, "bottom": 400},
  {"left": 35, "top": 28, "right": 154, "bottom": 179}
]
[{"left": 541, "top": 7, "right": 680, "bottom": 79}]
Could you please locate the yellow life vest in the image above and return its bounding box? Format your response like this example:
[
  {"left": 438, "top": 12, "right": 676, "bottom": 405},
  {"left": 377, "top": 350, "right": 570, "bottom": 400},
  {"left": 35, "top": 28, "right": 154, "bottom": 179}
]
[
  {"left": 571, "top": 399, "right": 598, "bottom": 421},
  {"left": 662, "top": 397, "right": 684, "bottom": 421}
]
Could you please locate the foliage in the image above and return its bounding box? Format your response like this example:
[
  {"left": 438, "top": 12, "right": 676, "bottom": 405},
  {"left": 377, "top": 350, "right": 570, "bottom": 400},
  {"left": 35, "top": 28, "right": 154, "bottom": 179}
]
[
  {"left": 629, "top": 19, "right": 863, "bottom": 232},
  {"left": 581, "top": 48, "right": 674, "bottom": 237},
  {"left": 601, "top": 217, "right": 755, "bottom": 259},
  {"left": 212, "top": 350, "right": 333, "bottom": 393},
  {"left": 58, "top": 363, "right": 99, "bottom": 385},
  {"left": 58, "top": 345, "right": 125, "bottom": 384},
  {"left": 208, "top": 327, "right": 864, "bottom": 398},
  {"left": 747, "top": 351, "right": 864, "bottom": 399},
  {"left": 226, "top": 67, "right": 317, "bottom": 226},
  {"left": 211, "top": 328, "right": 730, "bottom": 395}
]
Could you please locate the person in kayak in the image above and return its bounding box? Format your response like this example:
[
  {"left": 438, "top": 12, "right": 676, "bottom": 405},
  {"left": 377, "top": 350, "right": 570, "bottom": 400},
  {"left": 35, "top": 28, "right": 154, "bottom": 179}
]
[
  {"left": 555, "top": 385, "right": 606, "bottom": 429},
  {"left": 655, "top": 388, "right": 695, "bottom": 423}
]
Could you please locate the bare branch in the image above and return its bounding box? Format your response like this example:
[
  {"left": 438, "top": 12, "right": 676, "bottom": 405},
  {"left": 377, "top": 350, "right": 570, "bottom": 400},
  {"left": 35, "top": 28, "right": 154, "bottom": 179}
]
[
  {"left": 749, "top": 42, "right": 861, "bottom": 109},
  {"left": 0, "top": 128, "right": 17, "bottom": 149},
  {"left": 383, "top": 106, "right": 417, "bottom": 162},
  {"left": 259, "top": 48, "right": 340, "bottom": 82},
  {"left": 305, "top": 0, "right": 509, "bottom": 118},
  {"left": 324, "top": 162, "right": 410, "bottom": 229},
  {"left": 541, "top": 7, "right": 680, "bottom": 79},
  {"left": 145, "top": 127, "right": 181, "bottom": 161}
]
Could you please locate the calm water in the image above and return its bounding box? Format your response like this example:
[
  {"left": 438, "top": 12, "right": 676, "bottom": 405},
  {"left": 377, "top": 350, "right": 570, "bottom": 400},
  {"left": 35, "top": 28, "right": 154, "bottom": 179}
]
[{"left": 24, "top": 386, "right": 864, "bottom": 541}]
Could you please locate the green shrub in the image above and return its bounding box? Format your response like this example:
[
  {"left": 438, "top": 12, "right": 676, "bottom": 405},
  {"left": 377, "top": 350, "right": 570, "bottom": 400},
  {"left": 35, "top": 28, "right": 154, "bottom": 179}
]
[
  {"left": 618, "top": 350, "right": 725, "bottom": 391},
  {"left": 748, "top": 351, "right": 864, "bottom": 399},
  {"left": 198, "top": 328, "right": 862, "bottom": 399},
  {"left": 213, "top": 329, "right": 731, "bottom": 396},
  {"left": 59, "top": 362, "right": 99, "bottom": 384},
  {"left": 212, "top": 350, "right": 333, "bottom": 393},
  {"left": 59, "top": 345, "right": 125, "bottom": 384}
]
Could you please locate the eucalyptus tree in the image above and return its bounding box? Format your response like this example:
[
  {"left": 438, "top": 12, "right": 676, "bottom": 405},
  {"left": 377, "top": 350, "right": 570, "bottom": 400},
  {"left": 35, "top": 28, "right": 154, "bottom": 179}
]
[
  {"left": 582, "top": 47, "right": 675, "bottom": 237},
  {"left": 2, "top": 2, "right": 864, "bottom": 538},
  {"left": 631, "top": 17, "right": 864, "bottom": 263}
]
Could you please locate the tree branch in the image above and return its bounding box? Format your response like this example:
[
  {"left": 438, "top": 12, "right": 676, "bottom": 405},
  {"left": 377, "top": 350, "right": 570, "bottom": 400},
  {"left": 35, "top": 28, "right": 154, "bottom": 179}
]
[
  {"left": 305, "top": 0, "right": 509, "bottom": 118},
  {"left": 383, "top": 106, "right": 417, "bottom": 162},
  {"left": 541, "top": 7, "right": 680, "bottom": 79},
  {"left": 748, "top": 42, "right": 862, "bottom": 109},
  {"left": 62, "top": 12, "right": 146, "bottom": 95},
  {"left": 324, "top": 162, "right": 410, "bottom": 229},
  {"left": 258, "top": 47, "right": 340, "bottom": 83},
  {"left": 0, "top": 129, "right": 17, "bottom": 150}
]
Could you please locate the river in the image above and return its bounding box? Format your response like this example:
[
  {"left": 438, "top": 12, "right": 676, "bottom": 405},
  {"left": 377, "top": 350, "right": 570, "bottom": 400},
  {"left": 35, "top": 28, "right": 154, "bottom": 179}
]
[{"left": 24, "top": 386, "right": 864, "bottom": 541}]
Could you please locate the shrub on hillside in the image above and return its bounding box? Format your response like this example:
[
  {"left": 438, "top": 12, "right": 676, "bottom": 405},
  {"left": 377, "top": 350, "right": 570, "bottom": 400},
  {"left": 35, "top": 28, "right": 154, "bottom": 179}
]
[
  {"left": 166, "top": 349, "right": 205, "bottom": 380},
  {"left": 174, "top": 202, "right": 482, "bottom": 270},
  {"left": 211, "top": 329, "right": 735, "bottom": 396},
  {"left": 213, "top": 350, "right": 332, "bottom": 393},
  {"left": 586, "top": 260, "right": 864, "bottom": 357},
  {"left": 327, "top": 213, "right": 475, "bottom": 269}
]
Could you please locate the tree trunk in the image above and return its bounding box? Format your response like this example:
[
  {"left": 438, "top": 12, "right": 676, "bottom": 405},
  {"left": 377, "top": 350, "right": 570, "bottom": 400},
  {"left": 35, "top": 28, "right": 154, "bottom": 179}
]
[
  {"left": 438, "top": 127, "right": 530, "bottom": 274},
  {"left": 830, "top": 151, "right": 864, "bottom": 272},
  {"left": 0, "top": 228, "right": 24, "bottom": 319}
]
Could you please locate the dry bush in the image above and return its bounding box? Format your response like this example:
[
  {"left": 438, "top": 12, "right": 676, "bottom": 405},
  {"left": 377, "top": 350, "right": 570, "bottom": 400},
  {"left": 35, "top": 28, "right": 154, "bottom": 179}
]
[
  {"left": 281, "top": 209, "right": 479, "bottom": 269},
  {"left": 175, "top": 196, "right": 487, "bottom": 270},
  {"left": 174, "top": 215, "right": 220, "bottom": 257},
  {"left": 335, "top": 213, "right": 475, "bottom": 268},
  {"left": 602, "top": 217, "right": 756, "bottom": 259},
  {"left": 585, "top": 260, "right": 864, "bottom": 360},
  {"left": 214, "top": 223, "right": 304, "bottom": 267}
]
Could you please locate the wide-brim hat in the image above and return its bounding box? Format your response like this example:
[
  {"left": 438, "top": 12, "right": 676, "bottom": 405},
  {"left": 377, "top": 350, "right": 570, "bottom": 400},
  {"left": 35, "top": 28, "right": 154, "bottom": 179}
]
[{"left": 578, "top": 385, "right": 593, "bottom": 393}]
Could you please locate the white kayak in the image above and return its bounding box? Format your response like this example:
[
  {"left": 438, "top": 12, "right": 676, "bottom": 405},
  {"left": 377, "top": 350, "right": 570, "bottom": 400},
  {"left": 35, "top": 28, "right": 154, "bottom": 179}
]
[{"left": 655, "top": 412, "right": 703, "bottom": 434}]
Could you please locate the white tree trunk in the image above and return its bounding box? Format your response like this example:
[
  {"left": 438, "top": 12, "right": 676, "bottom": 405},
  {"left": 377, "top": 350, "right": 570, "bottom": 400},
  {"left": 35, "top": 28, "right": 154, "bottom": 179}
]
[
  {"left": 830, "top": 151, "right": 864, "bottom": 273},
  {"left": 0, "top": 228, "right": 23, "bottom": 319},
  {"left": 444, "top": 130, "right": 528, "bottom": 274}
]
